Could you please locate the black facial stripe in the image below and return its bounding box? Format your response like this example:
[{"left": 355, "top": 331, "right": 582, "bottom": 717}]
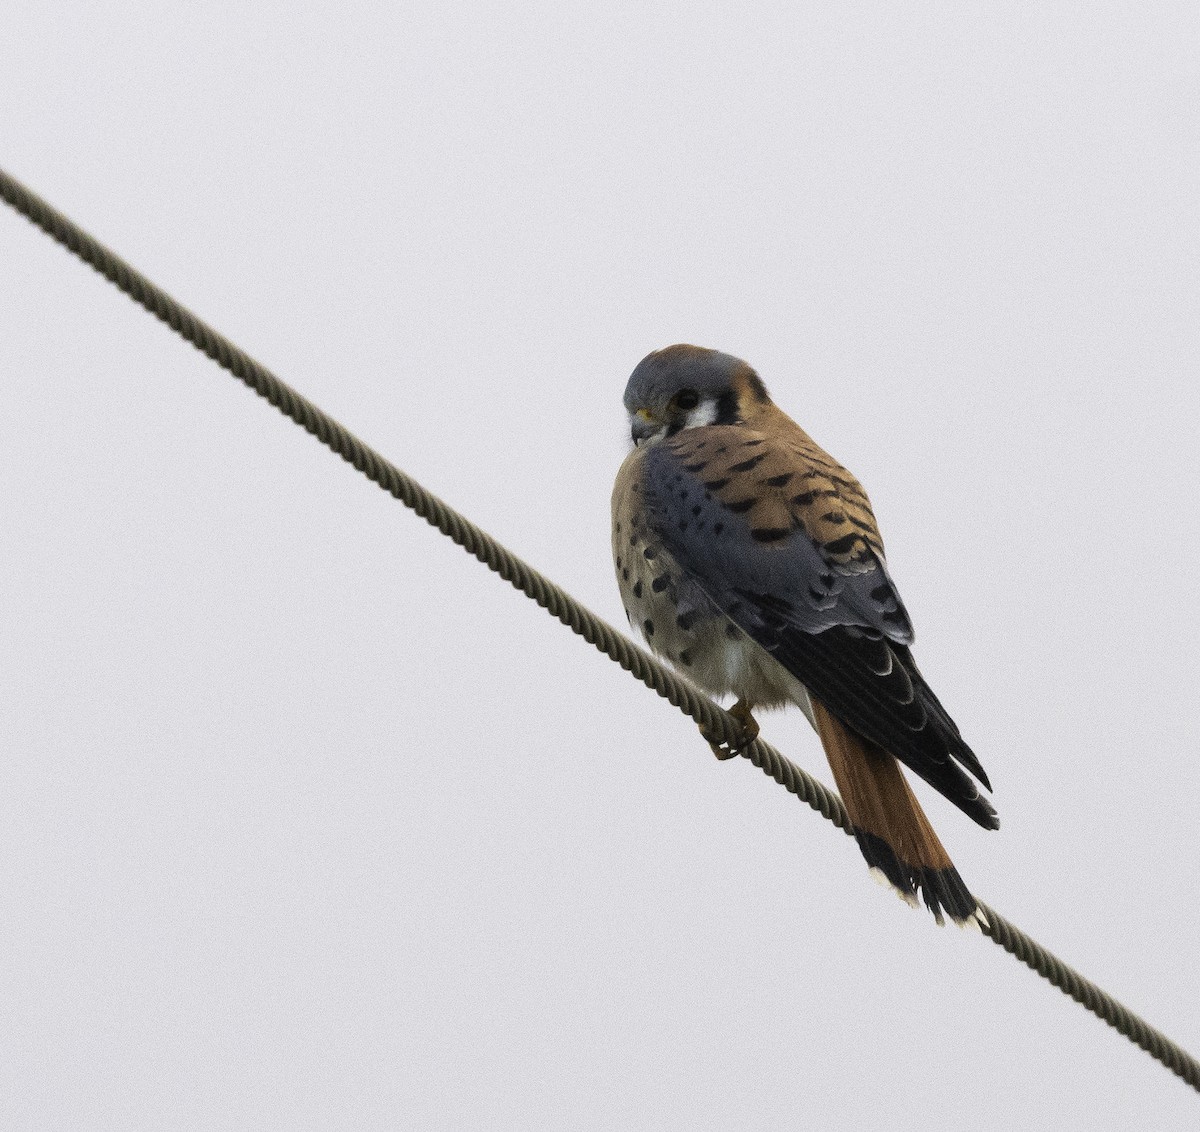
[{"left": 715, "top": 390, "right": 740, "bottom": 425}]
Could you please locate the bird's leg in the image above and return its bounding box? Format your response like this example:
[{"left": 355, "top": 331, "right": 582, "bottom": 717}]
[
  {"left": 730, "top": 698, "right": 761, "bottom": 740},
  {"left": 700, "top": 698, "right": 760, "bottom": 760}
]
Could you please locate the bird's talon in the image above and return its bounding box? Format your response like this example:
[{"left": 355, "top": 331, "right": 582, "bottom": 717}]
[
  {"left": 699, "top": 720, "right": 741, "bottom": 760},
  {"left": 728, "top": 699, "right": 761, "bottom": 744},
  {"left": 700, "top": 699, "right": 760, "bottom": 761}
]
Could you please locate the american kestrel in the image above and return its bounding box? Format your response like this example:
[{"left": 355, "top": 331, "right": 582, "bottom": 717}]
[{"left": 612, "top": 345, "right": 997, "bottom": 926}]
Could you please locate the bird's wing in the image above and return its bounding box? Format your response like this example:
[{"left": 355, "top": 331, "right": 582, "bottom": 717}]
[
  {"left": 640, "top": 425, "right": 995, "bottom": 827},
  {"left": 640, "top": 423, "right": 910, "bottom": 638}
]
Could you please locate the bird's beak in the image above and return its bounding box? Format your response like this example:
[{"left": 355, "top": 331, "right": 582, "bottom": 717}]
[{"left": 630, "top": 408, "right": 661, "bottom": 446}]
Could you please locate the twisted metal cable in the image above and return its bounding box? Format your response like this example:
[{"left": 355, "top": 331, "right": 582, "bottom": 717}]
[
  {"left": 2, "top": 164, "right": 1196, "bottom": 1094},
  {"left": 977, "top": 902, "right": 1198, "bottom": 1087}
]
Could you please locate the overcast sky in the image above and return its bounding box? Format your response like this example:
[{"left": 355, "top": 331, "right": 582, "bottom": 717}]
[{"left": 3, "top": 4, "right": 1199, "bottom": 1128}]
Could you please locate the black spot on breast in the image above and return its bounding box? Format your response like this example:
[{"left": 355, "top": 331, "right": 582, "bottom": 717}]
[
  {"left": 678, "top": 648, "right": 694, "bottom": 666},
  {"left": 763, "top": 473, "right": 793, "bottom": 487},
  {"left": 624, "top": 607, "right": 631, "bottom": 622},
  {"left": 615, "top": 522, "right": 622, "bottom": 534},
  {"left": 870, "top": 583, "right": 892, "bottom": 602},
  {"left": 881, "top": 609, "right": 908, "bottom": 625},
  {"left": 629, "top": 534, "right": 639, "bottom": 547},
  {"left": 684, "top": 461, "right": 709, "bottom": 473},
  {"left": 751, "top": 527, "right": 791, "bottom": 543},
  {"left": 742, "top": 437, "right": 766, "bottom": 446},
  {"left": 725, "top": 498, "right": 757, "bottom": 514},
  {"left": 643, "top": 546, "right": 657, "bottom": 560},
  {"left": 730, "top": 453, "right": 767, "bottom": 473},
  {"left": 651, "top": 575, "right": 669, "bottom": 593},
  {"left": 821, "top": 511, "right": 847, "bottom": 524},
  {"left": 615, "top": 556, "right": 622, "bottom": 569},
  {"left": 643, "top": 618, "right": 655, "bottom": 637},
  {"left": 622, "top": 568, "right": 629, "bottom": 581},
  {"left": 676, "top": 610, "right": 698, "bottom": 631},
  {"left": 632, "top": 580, "right": 643, "bottom": 598},
  {"left": 691, "top": 505, "right": 702, "bottom": 516},
  {"left": 713, "top": 522, "right": 724, "bottom": 536},
  {"left": 704, "top": 477, "right": 730, "bottom": 491},
  {"left": 677, "top": 520, "right": 688, "bottom": 531},
  {"left": 808, "top": 586, "right": 827, "bottom": 602}
]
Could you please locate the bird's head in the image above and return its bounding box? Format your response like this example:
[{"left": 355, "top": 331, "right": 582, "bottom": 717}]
[{"left": 623, "top": 344, "right": 772, "bottom": 447}]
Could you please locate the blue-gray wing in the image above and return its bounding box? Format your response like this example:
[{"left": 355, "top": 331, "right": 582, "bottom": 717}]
[
  {"left": 641, "top": 425, "right": 911, "bottom": 640},
  {"left": 640, "top": 425, "right": 995, "bottom": 827}
]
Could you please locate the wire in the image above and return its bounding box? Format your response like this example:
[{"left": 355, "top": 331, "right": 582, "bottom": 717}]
[{"left": 3, "top": 164, "right": 1197, "bottom": 1094}]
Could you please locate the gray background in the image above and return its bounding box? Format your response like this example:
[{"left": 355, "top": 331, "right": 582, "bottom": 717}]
[{"left": 3, "top": 3, "right": 1198, "bottom": 1128}]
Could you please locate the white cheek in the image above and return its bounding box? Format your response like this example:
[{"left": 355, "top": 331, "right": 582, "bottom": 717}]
[{"left": 683, "top": 400, "right": 719, "bottom": 429}]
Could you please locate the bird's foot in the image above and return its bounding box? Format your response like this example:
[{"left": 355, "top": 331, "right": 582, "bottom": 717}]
[{"left": 700, "top": 699, "right": 760, "bottom": 761}]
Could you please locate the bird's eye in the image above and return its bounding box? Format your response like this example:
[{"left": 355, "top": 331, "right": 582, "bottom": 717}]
[{"left": 675, "top": 389, "right": 700, "bottom": 411}]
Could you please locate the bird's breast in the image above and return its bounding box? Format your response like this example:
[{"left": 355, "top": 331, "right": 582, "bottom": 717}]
[{"left": 611, "top": 452, "right": 801, "bottom": 708}]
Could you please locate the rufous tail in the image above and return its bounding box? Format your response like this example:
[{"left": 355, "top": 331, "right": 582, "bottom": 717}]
[{"left": 809, "top": 698, "right": 983, "bottom": 927}]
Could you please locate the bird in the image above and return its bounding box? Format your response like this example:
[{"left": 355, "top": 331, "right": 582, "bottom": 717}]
[{"left": 611, "top": 344, "right": 997, "bottom": 926}]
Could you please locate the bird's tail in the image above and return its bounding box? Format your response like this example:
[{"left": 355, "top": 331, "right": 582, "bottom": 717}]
[{"left": 809, "top": 698, "right": 984, "bottom": 927}]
